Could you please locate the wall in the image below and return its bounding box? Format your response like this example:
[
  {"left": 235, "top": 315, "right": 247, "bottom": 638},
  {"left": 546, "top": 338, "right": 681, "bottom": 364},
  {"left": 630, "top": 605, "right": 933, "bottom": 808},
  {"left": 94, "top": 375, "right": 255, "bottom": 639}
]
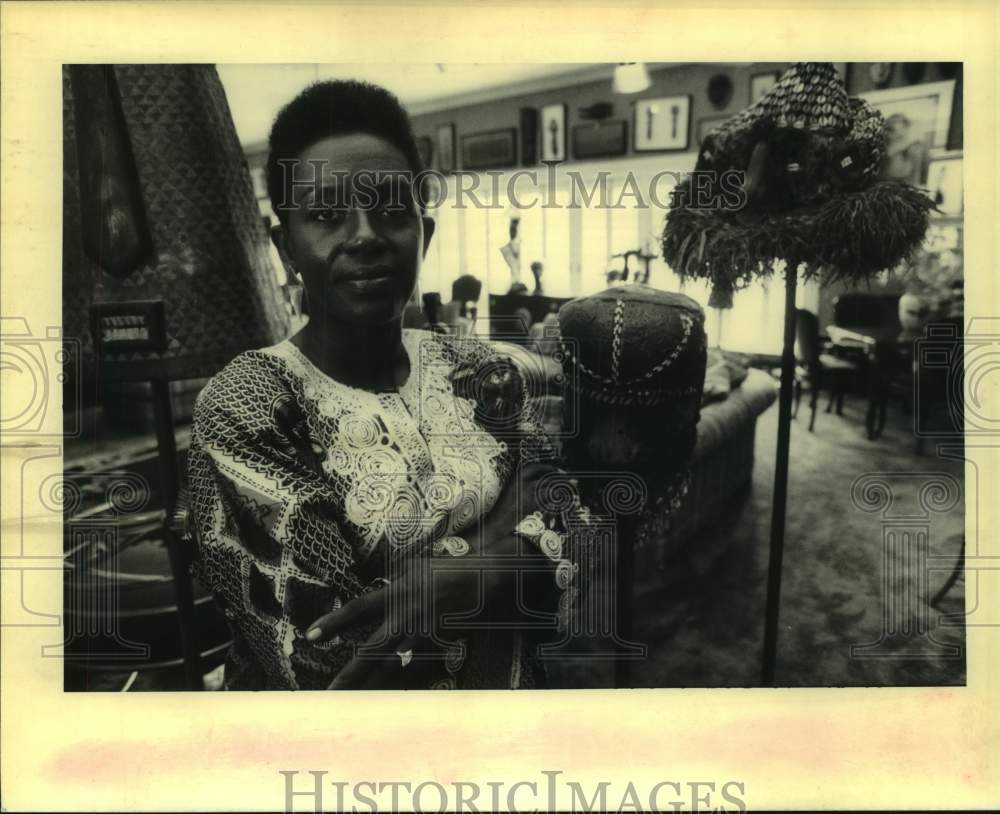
[
  {"left": 410, "top": 61, "right": 963, "bottom": 335},
  {"left": 410, "top": 61, "right": 962, "bottom": 176},
  {"left": 410, "top": 62, "right": 793, "bottom": 167}
]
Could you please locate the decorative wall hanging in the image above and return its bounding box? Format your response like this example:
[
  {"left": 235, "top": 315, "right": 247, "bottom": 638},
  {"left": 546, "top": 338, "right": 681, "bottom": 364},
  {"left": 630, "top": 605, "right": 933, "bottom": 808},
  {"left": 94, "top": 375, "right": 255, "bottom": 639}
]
[
  {"left": 63, "top": 64, "right": 288, "bottom": 384},
  {"left": 572, "top": 120, "right": 628, "bottom": 159},
  {"left": 634, "top": 95, "right": 690, "bottom": 152},
  {"left": 749, "top": 71, "right": 779, "bottom": 103},
  {"left": 460, "top": 128, "right": 517, "bottom": 170},
  {"left": 540, "top": 103, "right": 567, "bottom": 162},
  {"left": 436, "top": 123, "right": 455, "bottom": 173},
  {"left": 707, "top": 73, "right": 734, "bottom": 109},
  {"left": 661, "top": 62, "right": 933, "bottom": 687}
]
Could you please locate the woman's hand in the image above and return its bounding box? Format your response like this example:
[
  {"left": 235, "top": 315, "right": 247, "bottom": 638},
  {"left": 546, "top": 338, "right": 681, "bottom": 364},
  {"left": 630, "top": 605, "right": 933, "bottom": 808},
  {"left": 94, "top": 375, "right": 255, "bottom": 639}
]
[
  {"left": 308, "top": 538, "right": 521, "bottom": 689},
  {"left": 307, "top": 462, "right": 561, "bottom": 689},
  {"left": 478, "top": 461, "right": 562, "bottom": 547}
]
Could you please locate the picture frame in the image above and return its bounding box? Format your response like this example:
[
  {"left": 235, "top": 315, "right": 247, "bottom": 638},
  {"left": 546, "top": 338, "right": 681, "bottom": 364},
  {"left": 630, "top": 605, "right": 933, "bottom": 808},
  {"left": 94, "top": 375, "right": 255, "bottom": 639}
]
[
  {"left": 633, "top": 95, "right": 690, "bottom": 152},
  {"left": 696, "top": 115, "right": 728, "bottom": 147},
  {"left": 572, "top": 120, "right": 628, "bottom": 160},
  {"left": 859, "top": 80, "right": 955, "bottom": 149},
  {"left": 540, "top": 103, "right": 567, "bottom": 163},
  {"left": 926, "top": 153, "right": 963, "bottom": 216},
  {"left": 749, "top": 71, "right": 779, "bottom": 104},
  {"left": 460, "top": 128, "right": 517, "bottom": 170},
  {"left": 860, "top": 80, "right": 956, "bottom": 184},
  {"left": 436, "top": 123, "right": 455, "bottom": 173}
]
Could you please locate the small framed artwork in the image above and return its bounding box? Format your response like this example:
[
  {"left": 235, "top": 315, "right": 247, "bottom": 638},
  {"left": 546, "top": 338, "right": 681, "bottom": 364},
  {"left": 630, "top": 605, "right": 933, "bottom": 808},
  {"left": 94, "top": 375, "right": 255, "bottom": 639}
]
[
  {"left": 860, "top": 80, "right": 956, "bottom": 150},
  {"left": 750, "top": 71, "right": 779, "bottom": 104},
  {"left": 460, "top": 128, "right": 517, "bottom": 170},
  {"left": 634, "top": 95, "right": 690, "bottom": 152},
  {"left": 540, "top": 103, "right": 567, "bottom": 163},
  {"left": 860, "top": 80, "right": 956, "bottom": 185},
  {"left": 572, "top": 120, "right": 628, "bottom": 160},
  {"left": 696, "top": 115, "right": 728, "bottom": 147},
  {"left": 927, "top": 154, "right": 962, "bottom": 216},
  {"left": 436, "top": 124, "right": 455, "bottom": 173}
]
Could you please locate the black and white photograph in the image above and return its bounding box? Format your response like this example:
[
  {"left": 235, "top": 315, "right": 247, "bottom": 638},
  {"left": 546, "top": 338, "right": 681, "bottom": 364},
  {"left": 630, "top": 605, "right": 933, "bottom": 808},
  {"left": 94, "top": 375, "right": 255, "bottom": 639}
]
[
  {"left": 55, "top": 60, "right": 967, "bottom": 693},
  {"left": 2, "top": 3, "right": 997, "bottom": 811}
]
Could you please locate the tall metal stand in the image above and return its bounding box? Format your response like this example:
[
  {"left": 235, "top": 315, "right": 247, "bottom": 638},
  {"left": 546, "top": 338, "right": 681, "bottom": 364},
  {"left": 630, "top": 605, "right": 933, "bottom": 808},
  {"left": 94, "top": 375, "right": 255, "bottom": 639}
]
[{"left": 761, "top": 265, "right": 798, "bottom": 686}]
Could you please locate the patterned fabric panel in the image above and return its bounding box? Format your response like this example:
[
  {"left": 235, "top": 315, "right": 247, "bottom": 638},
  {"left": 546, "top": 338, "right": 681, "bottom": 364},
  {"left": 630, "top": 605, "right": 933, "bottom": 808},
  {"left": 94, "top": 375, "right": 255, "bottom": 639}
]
[{"left": 63, "top": 65, "right": 289, "bottom": 382}]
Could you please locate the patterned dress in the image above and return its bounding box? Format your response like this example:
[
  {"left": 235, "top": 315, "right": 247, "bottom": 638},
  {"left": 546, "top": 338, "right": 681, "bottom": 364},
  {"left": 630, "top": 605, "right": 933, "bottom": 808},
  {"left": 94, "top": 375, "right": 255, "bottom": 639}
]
[{"left": 186, "top": 329, "right": 586, "bottom": 689}]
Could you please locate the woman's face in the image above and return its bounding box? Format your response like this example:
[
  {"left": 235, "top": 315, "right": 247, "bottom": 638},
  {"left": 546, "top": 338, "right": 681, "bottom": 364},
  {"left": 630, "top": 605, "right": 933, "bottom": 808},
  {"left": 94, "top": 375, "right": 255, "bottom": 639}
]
[{"left": 274, "top": 133, "right": 434, "bottom": 328}]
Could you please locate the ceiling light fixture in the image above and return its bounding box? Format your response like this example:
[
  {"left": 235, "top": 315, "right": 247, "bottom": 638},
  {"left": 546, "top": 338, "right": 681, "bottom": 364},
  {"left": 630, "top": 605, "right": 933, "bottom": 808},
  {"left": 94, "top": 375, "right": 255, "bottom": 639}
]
[{"left": 613, "top": 62, "right": 651, "bottom": 94}]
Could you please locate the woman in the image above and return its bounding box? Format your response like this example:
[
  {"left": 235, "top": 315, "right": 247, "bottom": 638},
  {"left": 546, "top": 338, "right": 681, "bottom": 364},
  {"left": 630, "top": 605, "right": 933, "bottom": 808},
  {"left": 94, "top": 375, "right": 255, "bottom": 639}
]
[{"left": 187, "top": 80, "right": 588, "bottom": 690}]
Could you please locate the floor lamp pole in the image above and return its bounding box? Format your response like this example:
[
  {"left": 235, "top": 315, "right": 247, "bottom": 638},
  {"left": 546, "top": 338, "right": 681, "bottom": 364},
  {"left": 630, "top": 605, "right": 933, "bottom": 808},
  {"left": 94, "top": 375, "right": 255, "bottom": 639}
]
[{"left": 761, "top": 263, "right": 799, "bottom": 686}]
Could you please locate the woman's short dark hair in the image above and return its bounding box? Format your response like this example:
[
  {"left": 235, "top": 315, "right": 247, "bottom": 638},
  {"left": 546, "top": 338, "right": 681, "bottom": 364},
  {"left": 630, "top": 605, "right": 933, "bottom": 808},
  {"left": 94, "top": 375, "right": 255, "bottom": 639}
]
[{"left": 266, "top": 80, "right": 424, "bottom": 222}]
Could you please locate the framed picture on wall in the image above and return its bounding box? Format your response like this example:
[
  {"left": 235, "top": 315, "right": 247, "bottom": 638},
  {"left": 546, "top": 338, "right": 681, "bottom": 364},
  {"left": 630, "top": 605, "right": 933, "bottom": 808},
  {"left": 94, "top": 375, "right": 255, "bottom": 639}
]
[
  {"left": 634, "top": 95, "right": 690, "bottom": 152},
  {"left": 860, "top": 80, "right": 955, "bottom": 184},
  {"left": 749, "top": 71, "right": 779, "bottom": 103},
  {"left": 460, "top": 128, "right": 517, "bottom": 170},
  {"left": 572, "top": 120, "right": 628, "bottom": 159},
  {"left": 436, "top": 123, "right": 455, "bottom": 173},
  {"left": 927, "top": 153, "right": 963, "bottom": 216},
  {"left": 540, "top": 103, "right": 567, "bottom": 162}
]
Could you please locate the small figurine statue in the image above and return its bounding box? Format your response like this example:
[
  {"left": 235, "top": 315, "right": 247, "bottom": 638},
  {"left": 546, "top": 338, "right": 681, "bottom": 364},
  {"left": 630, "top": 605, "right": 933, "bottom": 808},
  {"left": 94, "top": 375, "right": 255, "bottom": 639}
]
[{"left": 499, "top": 215, "right": 522, "bottom": 289}]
